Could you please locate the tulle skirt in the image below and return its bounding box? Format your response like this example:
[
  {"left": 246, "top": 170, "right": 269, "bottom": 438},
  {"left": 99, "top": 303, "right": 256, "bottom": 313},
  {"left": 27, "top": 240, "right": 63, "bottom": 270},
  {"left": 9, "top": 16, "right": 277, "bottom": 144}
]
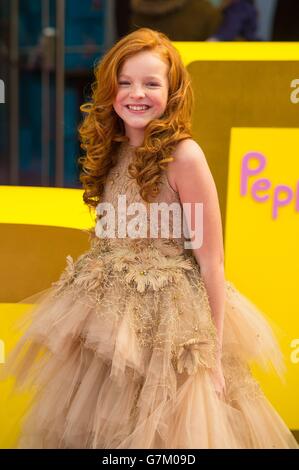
[{"left": 1, "top": 236, "right": 298, "bottom": 449}]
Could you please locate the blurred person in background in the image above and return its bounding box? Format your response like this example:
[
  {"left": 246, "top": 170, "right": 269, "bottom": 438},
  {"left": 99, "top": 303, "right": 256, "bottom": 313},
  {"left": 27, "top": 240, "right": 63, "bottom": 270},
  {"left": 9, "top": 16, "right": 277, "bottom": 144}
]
[
  {"left": 115, "top": 0, "right": 132, "bottom": 40},
  {"left": 272, "top": 0, "right": 299, "bottom": 41},
  {"left": 130, "top": 0, "right": 221, "bottom": 41},
  {"left": 207, "top": 0, "right": 259, "bottom": 41}
]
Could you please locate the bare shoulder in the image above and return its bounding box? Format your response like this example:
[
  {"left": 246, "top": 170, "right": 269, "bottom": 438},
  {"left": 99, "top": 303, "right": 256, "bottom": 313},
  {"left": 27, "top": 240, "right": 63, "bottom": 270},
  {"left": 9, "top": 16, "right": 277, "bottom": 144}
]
[
  {"left": 167, "top": 139, "right": 208, "bottom": 191},
  {"left": 173, "top": 138, "right": 206, "bottom": 164}
]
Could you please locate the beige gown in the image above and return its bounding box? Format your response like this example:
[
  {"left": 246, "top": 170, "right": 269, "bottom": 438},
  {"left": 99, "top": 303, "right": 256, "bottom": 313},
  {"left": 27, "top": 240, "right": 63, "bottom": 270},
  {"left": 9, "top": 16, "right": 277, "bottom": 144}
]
[{"left": 2, "top": 141, "right": 298, "bottom": 449}]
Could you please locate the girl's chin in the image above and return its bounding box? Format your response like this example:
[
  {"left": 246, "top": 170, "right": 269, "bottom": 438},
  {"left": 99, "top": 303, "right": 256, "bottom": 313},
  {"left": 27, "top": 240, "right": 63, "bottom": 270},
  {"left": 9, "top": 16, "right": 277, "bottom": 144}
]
[
  {"left": 125, "top": 124, "right": 148, "bottom": 131},
  {"left": 123, "top": 118, "right": 152, "bottom": 128}
]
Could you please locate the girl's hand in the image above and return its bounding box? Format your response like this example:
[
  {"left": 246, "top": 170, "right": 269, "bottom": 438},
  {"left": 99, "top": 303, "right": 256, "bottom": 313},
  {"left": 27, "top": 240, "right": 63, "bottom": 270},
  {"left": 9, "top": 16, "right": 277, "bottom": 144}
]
[{"left": 210, "top": 359, "right": 226, "bottom": 399}]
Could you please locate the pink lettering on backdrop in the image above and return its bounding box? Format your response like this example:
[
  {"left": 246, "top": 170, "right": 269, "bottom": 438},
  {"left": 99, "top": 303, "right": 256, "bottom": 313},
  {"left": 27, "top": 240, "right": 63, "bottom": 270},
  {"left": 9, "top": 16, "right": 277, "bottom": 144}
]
[
  {"left": 240, "top": 152, "right": 266, "bottom": 196},
  {"left": 273, "top": 186, "right": 293, "bottom": 219},
  {"left": 240, "top": 151, "right": 299, "bottom": 220},
  {"left": 251, "top": 179, "right": 271, "bottom": 202}
]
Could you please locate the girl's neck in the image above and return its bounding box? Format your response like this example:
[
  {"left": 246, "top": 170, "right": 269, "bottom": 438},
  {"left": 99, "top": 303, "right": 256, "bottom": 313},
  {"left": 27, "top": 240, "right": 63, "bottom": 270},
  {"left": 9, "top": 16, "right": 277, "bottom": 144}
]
[{"left": 124, "top": 129, "right": 144, "bottom": 148}]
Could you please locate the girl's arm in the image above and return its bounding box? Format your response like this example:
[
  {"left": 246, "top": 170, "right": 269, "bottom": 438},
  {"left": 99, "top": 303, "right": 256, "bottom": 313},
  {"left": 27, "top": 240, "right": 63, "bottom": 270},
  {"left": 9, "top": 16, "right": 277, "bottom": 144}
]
[{"left": 172, "top": 139, "right": 225, "bottom": 361}]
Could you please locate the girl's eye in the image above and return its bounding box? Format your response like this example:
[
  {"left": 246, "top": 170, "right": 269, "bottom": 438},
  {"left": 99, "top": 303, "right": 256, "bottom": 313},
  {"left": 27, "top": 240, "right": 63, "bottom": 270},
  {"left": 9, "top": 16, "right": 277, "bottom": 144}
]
[{"left": 118, "top": 81, "right": 160, "bottom": 87}]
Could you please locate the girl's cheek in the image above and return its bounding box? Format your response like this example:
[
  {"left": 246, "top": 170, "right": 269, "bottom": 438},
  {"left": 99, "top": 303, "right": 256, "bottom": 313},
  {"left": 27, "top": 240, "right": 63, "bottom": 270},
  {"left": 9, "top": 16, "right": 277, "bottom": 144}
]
[
  {"left": 116, "top": 90, "right": 125, "bottom": 99},
  {"left": 120, "top": 91, "right": 128, "bottom": 100}
]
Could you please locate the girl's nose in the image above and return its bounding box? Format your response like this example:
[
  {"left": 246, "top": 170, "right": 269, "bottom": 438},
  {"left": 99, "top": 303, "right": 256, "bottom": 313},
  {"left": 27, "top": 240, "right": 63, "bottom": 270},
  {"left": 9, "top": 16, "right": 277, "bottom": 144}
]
[{"left": 129, "top": 86, "right": 145, "bottom": 99}]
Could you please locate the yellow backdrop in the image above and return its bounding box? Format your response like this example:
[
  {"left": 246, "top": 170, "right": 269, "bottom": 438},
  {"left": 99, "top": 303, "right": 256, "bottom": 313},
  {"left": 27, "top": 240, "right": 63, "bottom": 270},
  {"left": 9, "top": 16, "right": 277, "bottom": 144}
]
[{"left": 225, "top": 128, "right": 299, "bottom": 430}]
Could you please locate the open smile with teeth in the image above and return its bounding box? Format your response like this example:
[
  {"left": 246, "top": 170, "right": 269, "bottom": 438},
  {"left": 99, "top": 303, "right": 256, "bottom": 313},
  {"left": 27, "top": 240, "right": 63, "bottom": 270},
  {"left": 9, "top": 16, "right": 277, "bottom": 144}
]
[{"left": 126, "top": 105, "right": 151, "bottom": 111}]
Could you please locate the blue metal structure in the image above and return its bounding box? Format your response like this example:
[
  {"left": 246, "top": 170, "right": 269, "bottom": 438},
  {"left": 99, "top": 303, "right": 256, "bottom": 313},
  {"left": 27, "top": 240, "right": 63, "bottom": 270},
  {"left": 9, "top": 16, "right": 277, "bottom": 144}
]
[{"left": 0, "top": 0, "right": 107, "bottom": 187}]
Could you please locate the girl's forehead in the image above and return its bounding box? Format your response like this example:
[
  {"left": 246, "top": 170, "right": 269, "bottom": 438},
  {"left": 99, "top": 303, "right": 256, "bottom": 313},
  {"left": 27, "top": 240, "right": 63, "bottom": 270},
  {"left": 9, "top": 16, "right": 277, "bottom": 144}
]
[
  {"left": 119, "top": 52, "right": 169, "bottom": 76},
  {"left": 123, "top": 50, "right": 166, "bottom": 65}
]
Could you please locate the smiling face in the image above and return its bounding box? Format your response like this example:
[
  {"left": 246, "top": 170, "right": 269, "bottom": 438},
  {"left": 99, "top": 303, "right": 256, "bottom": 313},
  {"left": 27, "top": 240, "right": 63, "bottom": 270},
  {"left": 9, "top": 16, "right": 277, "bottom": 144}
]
[{"left": 113, "top": 50, "right": 169, "bottom": 146}]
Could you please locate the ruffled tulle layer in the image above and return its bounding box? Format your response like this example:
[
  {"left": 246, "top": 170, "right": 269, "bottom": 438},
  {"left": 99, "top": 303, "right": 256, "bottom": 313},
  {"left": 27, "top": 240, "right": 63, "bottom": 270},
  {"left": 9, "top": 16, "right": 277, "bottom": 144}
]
[{"left": 1, "top": 237, "right": 298, "bottom": 449}]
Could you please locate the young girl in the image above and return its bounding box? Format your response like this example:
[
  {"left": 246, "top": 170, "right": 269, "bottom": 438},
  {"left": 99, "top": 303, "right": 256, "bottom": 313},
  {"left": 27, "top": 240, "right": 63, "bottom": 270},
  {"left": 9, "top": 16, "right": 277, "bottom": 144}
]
[{"left": 2, "top": 27, "right": 298, "bottom": 449}]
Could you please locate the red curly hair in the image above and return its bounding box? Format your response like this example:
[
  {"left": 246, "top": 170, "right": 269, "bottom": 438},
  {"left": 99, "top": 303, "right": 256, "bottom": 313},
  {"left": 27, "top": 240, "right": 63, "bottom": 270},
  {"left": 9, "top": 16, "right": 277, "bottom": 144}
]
[{"left": 78, "top": 27, "right": 194, "bottom": 210}]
